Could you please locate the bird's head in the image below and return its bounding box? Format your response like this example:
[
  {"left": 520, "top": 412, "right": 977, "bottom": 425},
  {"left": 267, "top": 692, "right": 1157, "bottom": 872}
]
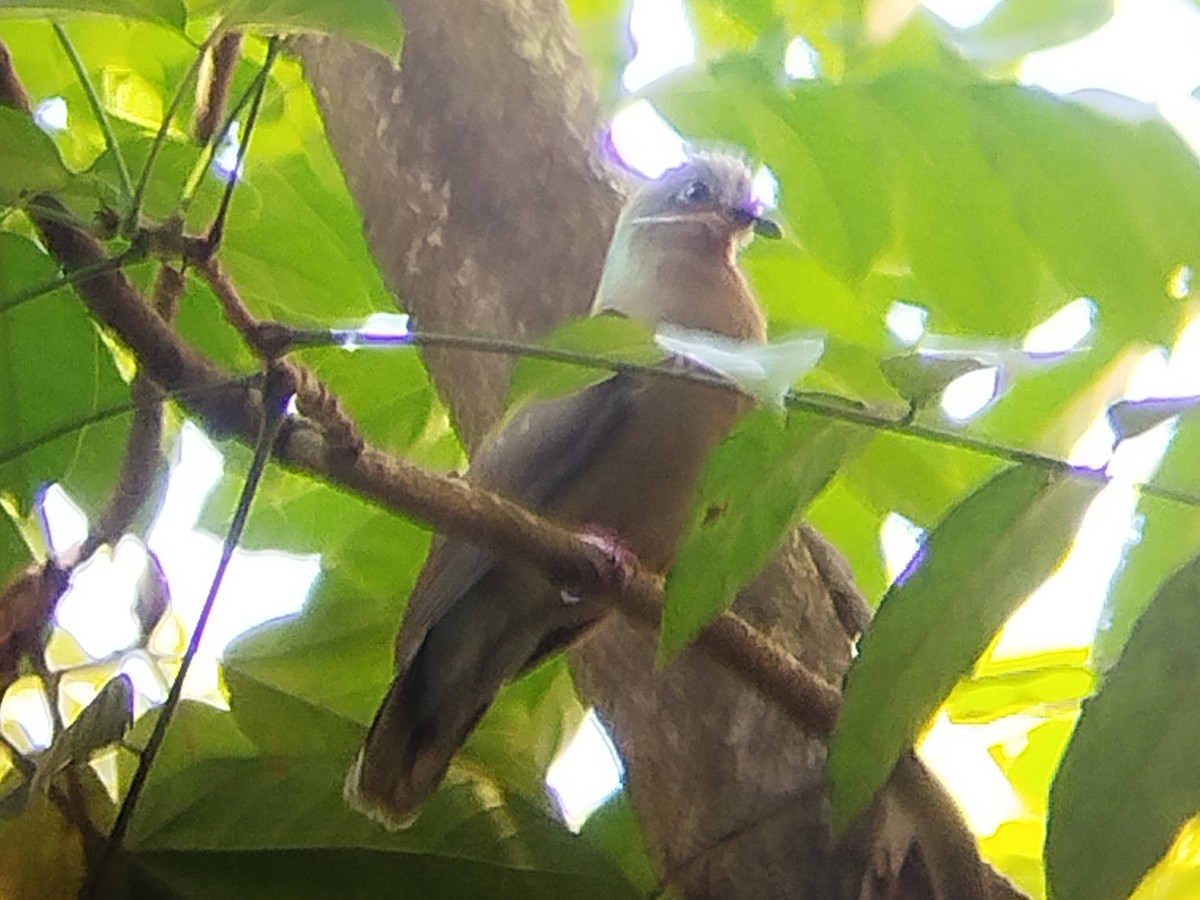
[
  {"left": 592, "top": 150, "right": 774, "bottom": 339},
  {"left": 621, "top": 151, "right": 781, "bottom": 247}
]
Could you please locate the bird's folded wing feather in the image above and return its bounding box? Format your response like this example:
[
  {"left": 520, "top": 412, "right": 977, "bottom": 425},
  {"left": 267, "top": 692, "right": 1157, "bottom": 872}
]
[{"left": 392, "top": 373, "right": 637, "bottom": 666}]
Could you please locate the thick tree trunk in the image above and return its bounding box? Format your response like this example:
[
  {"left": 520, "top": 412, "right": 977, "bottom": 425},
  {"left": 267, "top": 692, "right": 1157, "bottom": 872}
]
[{"left": 297, "top": 4, "right": 1024, "bottom": 898}]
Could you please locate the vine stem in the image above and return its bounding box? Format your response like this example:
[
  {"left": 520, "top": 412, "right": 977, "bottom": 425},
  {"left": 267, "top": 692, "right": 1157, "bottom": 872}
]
[
  {"left": 0, "top": 377, "right": 257, "bottom": 470},
  {"left": 286, "top": 325, "right": 1198, "bottom": 511},
  {"left": 125, "top": 24, "right": 225, "bottom": 232},
  {"left": 0, "top": 249, "right": 148, "bottom": 314},
  {"left": 179, "top": 37, "right": 270, "bottom": 216},
  {"left": 203, "top": 36, "right": 280, "bottom": 253},
  {"left": 85, "top": 368, "right": 291, "bottom": 898},
  {"left": 53, "top": 22, "right": 133, "bottom": 202}
]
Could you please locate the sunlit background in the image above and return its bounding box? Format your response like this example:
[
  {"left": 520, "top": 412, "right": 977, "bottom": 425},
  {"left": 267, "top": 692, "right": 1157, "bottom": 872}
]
[{"left": 6, "top": 0, "right": 1200, "bottom": 864}]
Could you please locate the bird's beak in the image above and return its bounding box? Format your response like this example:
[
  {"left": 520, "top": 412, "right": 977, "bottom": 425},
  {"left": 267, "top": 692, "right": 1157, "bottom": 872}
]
[
  {"left": 732, "top": 207, "right": 781, "bottom": 240},
  {"left": 752, "top": 216, "right": 782, "bottom": 240}
]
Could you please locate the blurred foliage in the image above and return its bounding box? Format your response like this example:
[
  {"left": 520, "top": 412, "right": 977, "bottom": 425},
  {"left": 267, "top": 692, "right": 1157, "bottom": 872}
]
[{"left": 2, "top": 0, "right": 1200, "bottom": 897}]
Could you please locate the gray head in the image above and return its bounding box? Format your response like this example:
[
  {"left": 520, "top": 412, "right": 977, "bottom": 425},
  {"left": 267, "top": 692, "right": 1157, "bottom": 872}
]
[
  {"left": 620, "top": 151, "right": 781, "bottom": 244},
  {"left": 591, "top": 150, "right": 774, "bottom": 337}
]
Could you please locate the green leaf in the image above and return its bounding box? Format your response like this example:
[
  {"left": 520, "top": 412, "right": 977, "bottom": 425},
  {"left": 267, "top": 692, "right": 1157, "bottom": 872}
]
[
  {"left": 943, "top": 648, "right": 1094, "bottom": 725},
  {"left": 563, "top": 0, "right": 627, "bottom": 107},
  {"left": 224, "top": 545, "right": 584, "bottom": 808},
  {"left": 31, "top": 674, "right": 133, "bottom": 794},
  {"left": 843, "top": 432, "right": 998, "bottom": 524},
  {"left": 995, "top": 715, "right": 1076, "bottom": 817},
  {"left": 829, "top": 464, "right": 1101, "bottom": 835},
  {"left": 1047, "top": 553, "right": 1200, "bottom": 900},
  {"left": 219, "top": 560, "right": 423, "bottom": 748},
  {"left": 865, "top": 73, "right": 1044, "bottom": 335},
  {"left": 0, "top": 0, "right": 186, "bottom": 31},
  {"left": 1108, "top": 395, "right": 1200, "bottom": 443},
  {"left": 190, "top": 0, "right": 403, "bottom": 57},
  {"left": 122, "top": 701, "right": 259, "bottom": 844},
  {"left": 806, "top": 480, "right": 888, "bottom": 603},
  {"left": 0, "top": 106, "right": 70, "bottom": 203},
  {"left": 217, "top": 155, "right": 395, "bottom": 319},
  {"left": 950, "top": 0, "right": 1114, "bottom": 61},
  {"left": 968, "top": 84, "right": 1197, "bottom": 344},
  {"left": 506, "top": 315, "right": 659, "bottom": 410},
  {"left": 880, "top": 352, "right": 987, "bottom": 410},
  {"left": 659, "top": 409, "right": 868, "bottom": 661},
  {"left": 0, "top": 233, "right": 131, "bottom": 525},
  {"left": 0, "top": 792, "right": 87, "bottom": 898},
  {"left": 127, "top": 705, "right": 637, "bottom": 899},
  {"left": 578, "top": 794, "right": 657, "bottom": 895},
  {"left": 133, "top": 843, "right": 638, "bottom": 900},
  {"left": 1096, "top": 414, "right": 1200, "bottom": 669},
  {"left": 1096, "top": 497, "right": 1200, "bottom": 672},
  {"left": 651, "top": 68, "right": 893, "bottom": 284}
]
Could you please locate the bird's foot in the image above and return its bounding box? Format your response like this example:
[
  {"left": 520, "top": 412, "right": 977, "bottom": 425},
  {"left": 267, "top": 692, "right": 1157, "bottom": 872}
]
[{"left": 574, "top": 525, "right": 639, "bottom": 591}]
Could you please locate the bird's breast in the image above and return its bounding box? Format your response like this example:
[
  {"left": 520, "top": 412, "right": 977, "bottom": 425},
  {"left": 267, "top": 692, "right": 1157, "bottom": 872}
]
[{"left": 547, "top": 375, "right": 750, "bottom": 573}]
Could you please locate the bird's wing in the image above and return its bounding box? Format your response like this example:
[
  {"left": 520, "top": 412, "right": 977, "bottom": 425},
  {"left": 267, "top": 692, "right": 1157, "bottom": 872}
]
[{"left": 392, "top": 373, "right": 637, "bottom": 667}]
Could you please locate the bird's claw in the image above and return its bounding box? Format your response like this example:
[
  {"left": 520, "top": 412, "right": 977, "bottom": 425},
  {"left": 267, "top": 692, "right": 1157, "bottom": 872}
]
[{"left": 576, "top": 526, "right": 639, "bottom": 590}]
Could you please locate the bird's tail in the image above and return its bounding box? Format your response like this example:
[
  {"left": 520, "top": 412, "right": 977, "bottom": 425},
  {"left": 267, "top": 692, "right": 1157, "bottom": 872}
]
[
  {"left": 344, "top": 653, "right": 494, "bottom": 829},
  {"left": 345, "top": 567, "right": 601, "bottom": 828}
]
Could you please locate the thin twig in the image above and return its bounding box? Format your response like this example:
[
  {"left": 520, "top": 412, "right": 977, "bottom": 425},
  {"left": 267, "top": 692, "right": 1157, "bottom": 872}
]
[
  {"left": 0, "top": 730, "right": 35, "bottom": 781},
  {"left": 0, "top": 250, "right": 148, "bottom": 314},
  {"left": 195, "top": 257, "right": 364, "bottom": 454},
  {"left": 193, "top": 32, "right": 243, "bottom": 145},
  {"left": 126, "top": 25, "right": 225, "bottom": 232},
  {"left": 86, "top": 366, "right": 290, "bottom": 897},
  {"left": 180, "top": 38, "right": 261, "bottom": 216},
  {"left": 203, "top": 36, "right": 279, "bottom": 254},
  {"left": 53, "top": 22, "right": 132, "bottom": 202},
  {"left": 79, "top": 265, "right": 180, "bottom": 559},
  {"left": 0, "top": 377, "right": 256, "bottom": 471},
  {"left": 195, "top": 254, "right": 258, "bottom": 335},
  {"left": 0, "top": 39, "right": 30, "bottom": 112},
  {"left": 284, "top": 324, "right": 1200, "bottom": 512}
]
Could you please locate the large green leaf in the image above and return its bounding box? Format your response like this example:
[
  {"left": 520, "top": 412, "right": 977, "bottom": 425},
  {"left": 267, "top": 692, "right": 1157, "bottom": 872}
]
[
  {"left": 829, "top": 464, "right": 1101, "bottom": 834},
  {"left": 943, "top": 648, "right": 1094, "bottom": 726},
  {"left": 189, "top": 0, "right": 403, "bottom": 57},
  {"left": 948, "top": 0, "right": 1114, "bottom": 61},
  {"left": 133, "top": 843, "right": 636, "bottom": 900},
  {"left": 806, "top": 479, "right": 888, "bottom": 603},
  {"left": 220, "top": 152, "right": 394, "bottom": 322},
  {"left": 842, "top": 432, "right": 998, "bottom": 525},
  {"left": 126, "top": 703, "right": 634, "bottom": 898},
  {"left": 0, "top": 18, "right": 201, "bottom": 176},
  {"left": 653, "top": 59, "right": 1196, "bottom": 350},
  {"left": 866, "top": 73, "right": 1047, "bottom": 336},
  {"left": 690, "top": 0, "right": 866, "bottom": 79},
  {"left": 0, "top": 0, "right": 186, "bottom": 31},
  {"left": 1096, "top": 413, "right": 1200, "bottom": 669},
  {"left": 0, "top": 105, "right": 70, "bottom": 203},
  {"left": 222, "top": 513, "right": 584, "bottom": 808},
  {"left": 1047, "top": 553, "right": 1200, "bottom": 900},
  {"left": 578, "top": 794, "right": 657, "bottom": 895},
  {"left": 660, "top": 409, "right": 869, "bottom": 661},
  {"left": 1095, "top": 497, "right": 1200, "bottom": 673},
  {"left": 651, "top": 67, "right": 892, "bottom": 286},
  {"left": 968, "top": 84, "right": 1190, "bottom": 343},
  {"left": 563, "top": 0, "right": 627, "bottom": 107},
  {"left": 0, "top": 233, "right": 131, "bottom": 536}
]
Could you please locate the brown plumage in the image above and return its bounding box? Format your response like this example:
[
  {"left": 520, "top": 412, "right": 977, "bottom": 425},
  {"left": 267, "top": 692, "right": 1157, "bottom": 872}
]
[{"left": 345, "top": 151, "right": 778, "bottom": 827}]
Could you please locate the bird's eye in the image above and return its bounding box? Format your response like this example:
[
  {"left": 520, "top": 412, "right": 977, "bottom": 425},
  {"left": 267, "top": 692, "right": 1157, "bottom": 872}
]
[{"left": 678, "top": 180, "right": 711, "bottom": 204}]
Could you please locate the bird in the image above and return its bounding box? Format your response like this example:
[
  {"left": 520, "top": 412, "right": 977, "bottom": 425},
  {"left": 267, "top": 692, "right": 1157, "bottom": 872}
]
[{"left": 345, "top": 150, "right": 780, "bottom": 827}]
